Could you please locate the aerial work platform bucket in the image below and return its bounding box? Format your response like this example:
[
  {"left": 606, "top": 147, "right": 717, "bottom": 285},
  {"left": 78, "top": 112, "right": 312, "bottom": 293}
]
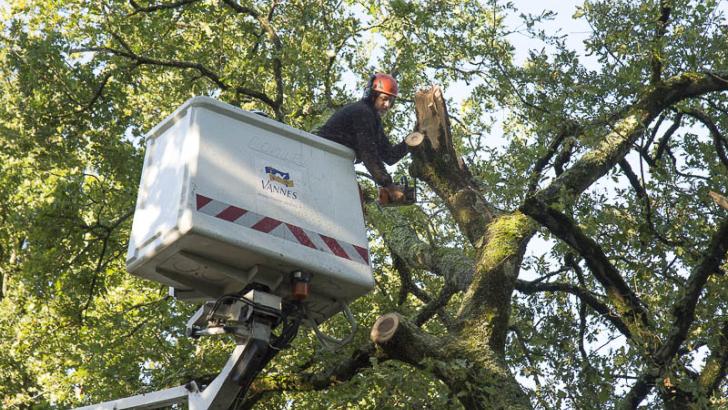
[{"left": 126, "top": 96, "right": 374, "bottom": 323}]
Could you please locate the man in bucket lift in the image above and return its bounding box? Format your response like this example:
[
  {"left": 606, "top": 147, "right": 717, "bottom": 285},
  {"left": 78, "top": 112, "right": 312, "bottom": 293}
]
[{"left": 316, "top": 73, "right": 422, "bottom": 205}]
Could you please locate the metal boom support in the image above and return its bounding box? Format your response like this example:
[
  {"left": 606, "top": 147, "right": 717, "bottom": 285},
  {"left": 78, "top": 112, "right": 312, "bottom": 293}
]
[{"left": 75, "top": 290, "right": 294, "bottom": 410}]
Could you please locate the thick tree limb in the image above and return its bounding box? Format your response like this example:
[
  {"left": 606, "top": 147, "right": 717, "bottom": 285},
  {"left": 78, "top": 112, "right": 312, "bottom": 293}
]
[
  {"left": 533, "top": 72, "right": 728, "bottom": 208},
  {"left": 409, "top": 86, "right": 498, "bottom": 245},
  {"left": 366, "top": 204, "right": 474, "bottom": 293},
  {"left": 456, "top": 212, "right": 536, "bottom": 355},
  {"left": 370, "top": 313, "right": 531, "bottom": 409}
]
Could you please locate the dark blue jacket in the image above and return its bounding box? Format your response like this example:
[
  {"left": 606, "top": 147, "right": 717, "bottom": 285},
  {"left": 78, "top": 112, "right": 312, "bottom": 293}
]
[{"left": 316, "top": 99, "right": 407, "bottom": 186}]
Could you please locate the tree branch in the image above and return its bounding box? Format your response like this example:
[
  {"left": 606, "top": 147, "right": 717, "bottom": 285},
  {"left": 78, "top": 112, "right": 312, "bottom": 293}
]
[
  {"left": 413, "top": 281, "right": 457, "bottom": 327},
  {"left": 619, "top": 159, "right": 648, "bottom": 199},
  {"left": 220, "top": 0, "right": 259, "bottom": 17},
  {"left": 553, "top": 137, "right": 576, "bottom": 177},
  {"left": 61, "top": 71, "right": 114, "bottom": 117},
  {"left": 239, "top": 343, "right": 378, "bottom": 408},
  {"left": 128, "top": 0, "right": 201, "bottom": 15},
  {"left": 222, "top": 0, "right": 284, "bottom": 119},
  {"left": 619, "top": 159, "right": 682, "bottom": 246},
  {"left": 650, "top": 113, "right": 683, "bottom": 165},
  {"left": 80, "top": 233, "right": 110, "bottom": 321},
  {"left": 682, "top": 109, "right": 728, "bottom": 170},
  {"left": 620, "top": 217, "right": 728, "bottom": 408},
  {"left": 456, "top": 211, "right": 536, "bottom": 355},
  {"left": 519, "top": 72, "right": 728, "bottom": 351},
  {"left": 641, "top": 112, "right": 666, "bottom": 158},
  {"left": 370, "top": 313, "right": 531, "bottom": 409},
  {"left": 532, "top": 71, "right": 728, "bottom": 209},
  {"left": 527, "top": 123, "right": 579, "bottom": 193},
  {"left": 409, "top": 86, "right": 498, "bottom": 245},
  {"left": 367, "top": 204, "right": 474, "bottom": 293},
  {"left": 80, "top": 45, "right": 224, "bottom": 84},
  {"left": 655, "top": 217, "right": 728, "bottom": 368},
  {"left": 76, "top": 30, "right": 280, "bottom": 110},
  {"left": 515, "top": 279, "right": 632, "bottom": 338},
  {"left": 698, "top": 320, "right": 728, "bottom": 397},
  {"left": 510, "top": 326, "right": 544, "bottom": 393},
  {"left": 78, "top": 209, "right": 134, "bottom": 320},
  {"left": 392, "top": 254, "right": 455, "bottom": 329},
  {"left": 519, "top": 198, "right": 651, "bottom": 337},
  {"left": 650, "top": 0, "right": 672, "bottom": 84}
]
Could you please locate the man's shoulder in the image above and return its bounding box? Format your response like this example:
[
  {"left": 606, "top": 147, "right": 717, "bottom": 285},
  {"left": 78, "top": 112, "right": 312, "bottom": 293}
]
[{"left": 339, "top": 99, "right": 374, "bottom": 115}]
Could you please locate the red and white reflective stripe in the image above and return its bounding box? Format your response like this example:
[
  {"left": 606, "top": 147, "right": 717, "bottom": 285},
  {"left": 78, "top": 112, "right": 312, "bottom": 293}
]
[{"left": 195, "top": 194, "right": 370, "bottom": 265}]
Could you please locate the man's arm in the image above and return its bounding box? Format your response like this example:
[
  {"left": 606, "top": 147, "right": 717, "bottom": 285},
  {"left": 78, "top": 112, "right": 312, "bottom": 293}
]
[
  {"left": 373, "top": 118, "right": 407, "bottom": 165},
  {"left": 379, "top": 139, "right": 407, "bottom": 165},
  {"left": 356, "top": 128, "right": 394, "bottom": 186}
]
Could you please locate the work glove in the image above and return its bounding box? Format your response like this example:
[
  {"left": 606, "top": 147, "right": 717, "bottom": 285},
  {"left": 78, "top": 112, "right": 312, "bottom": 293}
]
[{"left": 379, "top": 184, "right": 407, "bottom": 205}]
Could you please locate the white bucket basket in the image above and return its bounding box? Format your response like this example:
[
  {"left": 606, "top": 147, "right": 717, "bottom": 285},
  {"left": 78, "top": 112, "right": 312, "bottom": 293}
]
[{"left": 126, "top": 97, "right": 374, "bottom": 323}]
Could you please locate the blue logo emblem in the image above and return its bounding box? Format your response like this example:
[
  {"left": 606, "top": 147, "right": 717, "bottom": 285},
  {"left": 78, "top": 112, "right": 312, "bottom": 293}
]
[{"left": 265, "top": 166, "right": 294, "bottom": 187}]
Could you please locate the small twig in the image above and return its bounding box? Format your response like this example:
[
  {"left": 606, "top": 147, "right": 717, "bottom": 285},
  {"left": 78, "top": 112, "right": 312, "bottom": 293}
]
[{"left": 128, "top": 0, "right": 201, "bottom": 15}]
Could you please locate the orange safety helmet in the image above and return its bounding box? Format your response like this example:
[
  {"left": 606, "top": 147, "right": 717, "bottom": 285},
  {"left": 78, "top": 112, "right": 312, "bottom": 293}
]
[{"left": 369, "top": 73, "right": 399, "bottom": 98}]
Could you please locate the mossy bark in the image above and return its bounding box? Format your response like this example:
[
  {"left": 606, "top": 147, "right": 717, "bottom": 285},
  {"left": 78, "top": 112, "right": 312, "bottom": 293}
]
[
  {"left": 457, "top": 212, "right": 537, "bottom": 355},
  {"left": 371, "top": 313, "right": 531, "bottom": 410},
  {"left": 377, "top": 87, "right": 534, "bottom": 408}
]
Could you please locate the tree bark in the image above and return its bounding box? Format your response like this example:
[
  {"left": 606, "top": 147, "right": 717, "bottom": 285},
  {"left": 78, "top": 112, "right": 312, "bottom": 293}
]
[
  {"left": 371, "top": 313, "right": 531, "bottom": 410},
  {"left": 378, "top": 86, "right": 534, "bottom": 409}
]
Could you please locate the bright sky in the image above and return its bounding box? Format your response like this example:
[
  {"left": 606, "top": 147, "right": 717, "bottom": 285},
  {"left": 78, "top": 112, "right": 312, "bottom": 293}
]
[{"left": 509, "top": 0, "right": 591, "bottom": 63}]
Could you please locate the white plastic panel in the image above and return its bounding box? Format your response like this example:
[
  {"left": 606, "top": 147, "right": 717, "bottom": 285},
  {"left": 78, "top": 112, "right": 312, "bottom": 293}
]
[{"left": 126, "top": 97, "right": 374, "bottom": 322}]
